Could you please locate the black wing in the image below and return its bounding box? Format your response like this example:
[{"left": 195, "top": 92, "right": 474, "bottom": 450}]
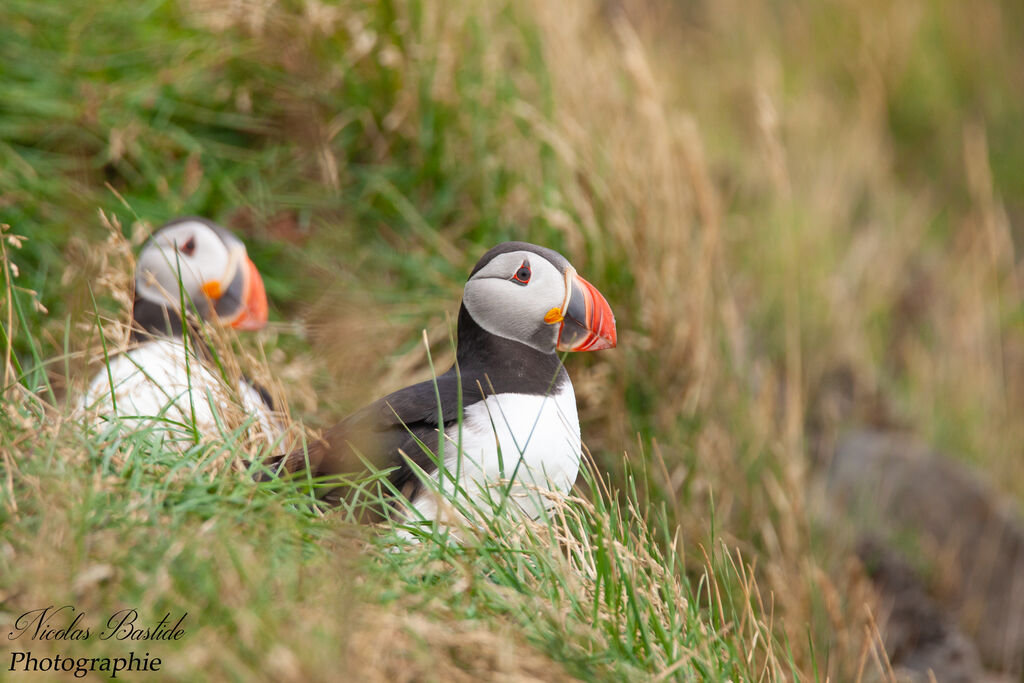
[{"left": 260, "top": 366, "right": 482, "bottom": 497}]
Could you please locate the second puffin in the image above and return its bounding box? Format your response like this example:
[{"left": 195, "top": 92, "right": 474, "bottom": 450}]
[{"left": 266, "top": 241, "right": 616, "bottom": 525}]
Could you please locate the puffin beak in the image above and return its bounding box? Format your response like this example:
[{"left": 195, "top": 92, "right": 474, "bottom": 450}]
[
  {"left": 202, "top": 255, "right": 269, "bottom": 331},
  {"left": 553, "top": 270, "right": 617, "bottom": 352},
  {"left": 228, "top": 257, "right": 269, "bottom": 330}
]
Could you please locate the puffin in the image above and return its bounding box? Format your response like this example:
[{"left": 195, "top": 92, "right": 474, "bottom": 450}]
[
  {"left": 80, "top": 217, "right": 279, "bottom": 447},
  {"left": 264, "top": 241, "right": 616, "bottom": 526}
]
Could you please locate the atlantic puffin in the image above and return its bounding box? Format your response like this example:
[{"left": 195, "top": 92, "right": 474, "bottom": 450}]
[
  {"left": 80, "top": 217, "right": 279, "bottom": 447},
  {"left": 264, "top": 241, "right": 616, "bottom": 525}
]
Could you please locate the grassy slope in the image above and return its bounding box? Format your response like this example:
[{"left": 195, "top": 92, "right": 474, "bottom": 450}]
[{"left": 2, "top": 0, "right": 1023, "bottom": 680}]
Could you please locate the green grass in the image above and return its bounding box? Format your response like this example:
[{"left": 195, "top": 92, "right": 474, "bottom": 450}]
[
  {"left": 1, "top": 268, "right": 794, "bottom": 680},
  {"left": 3, "top": 0, "right": 1024, "bottom": 679}
]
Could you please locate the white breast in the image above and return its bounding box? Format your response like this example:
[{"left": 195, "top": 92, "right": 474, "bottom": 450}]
[
  {"left": 78, "top": 339, "right": 281, "bottom": 450},
  {"left": 410, "top": 379, "right": 582, "bottom": 524}
]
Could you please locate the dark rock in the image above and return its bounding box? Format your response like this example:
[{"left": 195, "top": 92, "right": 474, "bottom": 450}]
[
  {"left": 858, "top": 537, "right": 986, "bottom": 682},
  {"left": 829, "top": 429, "right": 1024, "bottom": 676}
]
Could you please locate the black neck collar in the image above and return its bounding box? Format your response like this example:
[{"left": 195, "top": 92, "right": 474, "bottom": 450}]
[
  {"left": 454, "top": 304, "right": 567, "bottom": 397},
  {"left": 130, "top": 297, "right": 187, "bottom": 341},
  {"left": 129, "top": 296, "right": 213, "bottom": 362}
]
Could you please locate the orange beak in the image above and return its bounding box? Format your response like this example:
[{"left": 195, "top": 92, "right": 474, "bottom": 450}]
[
  {"left": 204, "top": 255, "right": 269, "bottom": 331},
  {"left": 229, "top": 257, "right": 269, "bottom": 330},
  {"left": 555, "top": 271, "right": 617, "bottom": 352}
]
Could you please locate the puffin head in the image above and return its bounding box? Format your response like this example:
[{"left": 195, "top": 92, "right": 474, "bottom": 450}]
[
  {"left": 462, "top": 241, "right": 616, "bottom": 354},
  {"left": 134, "top": 217, "right": 269, "bottom": 330}
]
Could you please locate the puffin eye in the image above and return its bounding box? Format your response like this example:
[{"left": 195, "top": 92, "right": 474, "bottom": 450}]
[
  {"left": 179, "top": 236, "right": 196, "bottom": 256},
  {"left": 512, "top": 262, "right": 531, "bottom": 285}
]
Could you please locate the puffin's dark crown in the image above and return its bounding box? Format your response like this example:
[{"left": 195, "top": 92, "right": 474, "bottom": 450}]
[{"left": 470, "top": 241, "right": 571, "bottom": 278}]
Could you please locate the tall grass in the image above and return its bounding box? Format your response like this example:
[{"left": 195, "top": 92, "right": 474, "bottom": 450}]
[
  {"left": 2, "top": 228, "right": 824, "bottom": 680},
  {"left": 3, "top": 0, "right": 1023, "bottom": 679}
]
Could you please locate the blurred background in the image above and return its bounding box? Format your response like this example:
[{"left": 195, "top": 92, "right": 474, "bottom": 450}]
[{"left": 2, "top": 0, "right": 1022, "bottom": 679}]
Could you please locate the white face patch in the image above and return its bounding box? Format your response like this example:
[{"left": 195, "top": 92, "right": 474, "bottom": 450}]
[
  {"left": 135, "top": 221, "right": 238, "bottom": 314},
  {"left": 462, "top": 250, "right": 567, "bottom": 353}
]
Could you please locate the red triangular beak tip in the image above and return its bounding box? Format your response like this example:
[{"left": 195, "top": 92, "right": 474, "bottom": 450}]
[
  {"left": 557, "top": 273, "right": 617, "bottom": 352},
  {"left": 589, "top": 299, "right": 617, "bottom": 351}
]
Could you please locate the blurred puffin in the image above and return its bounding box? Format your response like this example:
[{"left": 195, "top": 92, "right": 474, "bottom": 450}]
[
  {"left": 81, "top": 217, "right": 279, "bottom": 445},
  {"left": 265, "top": 241, "right": 616, "bottom": 525}
]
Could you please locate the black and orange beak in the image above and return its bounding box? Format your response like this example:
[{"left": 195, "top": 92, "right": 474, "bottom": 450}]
[
  {"left": 549, "top": 269, "right": 617, "bottom": 352},
  {"left": 201, "top": 255, "right": 269, "bottom": 331}
]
